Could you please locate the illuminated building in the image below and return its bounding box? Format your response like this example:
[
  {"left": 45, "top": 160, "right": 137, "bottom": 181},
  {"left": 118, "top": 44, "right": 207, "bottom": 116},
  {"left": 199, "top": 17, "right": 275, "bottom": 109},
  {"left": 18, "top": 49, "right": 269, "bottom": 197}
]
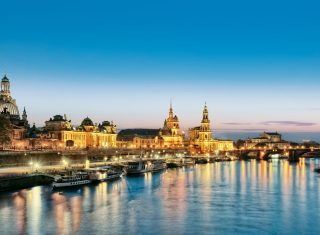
[
  {"left": 0, "top": 75, "right": 29, "bottom": 149},
  {"left": 245, "top": 132, "right": 290, "bottom": 149},
  {"left": 117, "top": 102, "right": 184, "bottom": 149},
  {"left": 117, "top": 129, "right": 163, "bottom": 149},
  {"left": 160, "top": 102, "right": 184, "bottom": 148},
  {"left": 189, "top": 103, "right": 234, "bottom": 153},
  {"left": 45, "top": 115, "right": 117, "bottom": 149}
]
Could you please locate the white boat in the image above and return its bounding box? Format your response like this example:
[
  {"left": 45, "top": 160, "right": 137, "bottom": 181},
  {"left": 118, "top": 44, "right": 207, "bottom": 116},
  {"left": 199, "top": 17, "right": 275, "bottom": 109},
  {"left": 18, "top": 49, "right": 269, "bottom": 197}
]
[
  {"left": 126, "top": 160, "right": 166, "bottom": 175},
  {"left": 87, "top": 167, "right": 123, "bottom": 182},
  {"left": 52, "top": 172, "right": 92, "bottom": 189},
  {"left": 90, "top": 168, "right": 123, "bottom": 182}
]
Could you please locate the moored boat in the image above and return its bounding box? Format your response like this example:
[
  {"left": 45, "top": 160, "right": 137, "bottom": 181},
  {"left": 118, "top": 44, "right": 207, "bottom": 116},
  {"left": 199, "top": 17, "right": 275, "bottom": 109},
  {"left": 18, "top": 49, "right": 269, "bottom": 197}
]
[
  {"left": 88, "top": 167, "right": 123, "bottom": 182},
  {"left": 52, "top": 172, "right": 92, "bottom": 189},
  {"left": 195, "top": 158, "right": 208, "bottom": 164},
  {"left": 126, "top": 160, "right": 166, "bottom": 175}
]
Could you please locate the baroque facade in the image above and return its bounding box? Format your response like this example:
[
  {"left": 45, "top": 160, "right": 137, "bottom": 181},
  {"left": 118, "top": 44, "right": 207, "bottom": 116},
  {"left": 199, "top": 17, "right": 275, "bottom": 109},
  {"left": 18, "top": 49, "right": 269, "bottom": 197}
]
[
  {"left": 189, "top": 103, "right": 234, "bottom": 153},
  {"left": 44, "top": 115, "right": 117, "bottom": 149},
  {"left": 117, "top": 103, "right": 185, "bottom": 149},
  {"left": 160, "top": 102, "right": 184, "bottom": 148}
]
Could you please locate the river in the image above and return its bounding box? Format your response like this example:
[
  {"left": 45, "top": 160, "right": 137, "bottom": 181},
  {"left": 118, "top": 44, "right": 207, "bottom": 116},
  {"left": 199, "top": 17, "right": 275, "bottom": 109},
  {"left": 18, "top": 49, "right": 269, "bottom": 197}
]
[{"left": 1, "top": 159, "right": 320, "bottom": 235}]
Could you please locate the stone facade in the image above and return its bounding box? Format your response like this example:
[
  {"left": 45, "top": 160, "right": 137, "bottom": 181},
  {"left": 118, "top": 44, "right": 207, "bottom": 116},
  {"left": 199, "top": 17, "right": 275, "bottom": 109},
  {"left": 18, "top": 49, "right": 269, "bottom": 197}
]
[
  {"left": 189, "top": 103, "right": 234, "bottom": 153},
  {"left": 245, "top": 132, "right": 289, "bottom": 149},
  {"left": 44, "top": 116, "right": 117, "bottom": 149}
]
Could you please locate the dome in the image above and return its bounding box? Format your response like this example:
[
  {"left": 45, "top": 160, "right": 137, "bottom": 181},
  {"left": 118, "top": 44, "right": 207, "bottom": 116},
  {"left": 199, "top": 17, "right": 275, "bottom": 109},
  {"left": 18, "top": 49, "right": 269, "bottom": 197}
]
[
  {"left": 101, "top": 121, "right": 111, "bottom": 126},
  {"left": 1, "top": 75, "right": 9, "bottom": 82},
  {"left": 0, "top": 100, "right": 19, "bottom": 116},
  {"left": 81, "top": 117, "right": 94, "bottom": 126}
]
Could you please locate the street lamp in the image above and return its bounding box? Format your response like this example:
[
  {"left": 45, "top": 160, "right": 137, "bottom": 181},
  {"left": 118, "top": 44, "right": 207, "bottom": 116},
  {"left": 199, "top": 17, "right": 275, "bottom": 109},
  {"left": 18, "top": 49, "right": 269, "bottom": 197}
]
[
  {"left": 29, "top": 162, "right": 34, "bottom": 172},
  {"left": 62, "top": 160, "right": 68, "bottom": 168},
  {"left": 34, "top": 163, "right": 40, "bottom": 171}
]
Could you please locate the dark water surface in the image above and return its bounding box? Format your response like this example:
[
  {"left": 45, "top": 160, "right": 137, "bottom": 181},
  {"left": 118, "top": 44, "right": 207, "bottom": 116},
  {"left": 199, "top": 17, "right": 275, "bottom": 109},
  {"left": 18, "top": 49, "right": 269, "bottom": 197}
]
[{"left": 1, "top": 160, "right": 320, "bottom": 235}]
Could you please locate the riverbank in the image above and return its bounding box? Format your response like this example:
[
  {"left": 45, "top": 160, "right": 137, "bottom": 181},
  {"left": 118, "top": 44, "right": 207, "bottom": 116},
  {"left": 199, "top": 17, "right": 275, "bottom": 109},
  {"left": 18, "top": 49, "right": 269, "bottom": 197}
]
[{"left": 0, "top": 174, "right": 53, "bottom": 192}]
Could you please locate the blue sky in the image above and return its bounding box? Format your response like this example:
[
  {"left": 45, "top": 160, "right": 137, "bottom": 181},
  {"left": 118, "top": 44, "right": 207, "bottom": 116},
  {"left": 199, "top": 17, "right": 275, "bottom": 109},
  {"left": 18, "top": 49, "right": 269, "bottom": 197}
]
[{"left": 0, "top": 0, "right": 320, "bottom": 131}]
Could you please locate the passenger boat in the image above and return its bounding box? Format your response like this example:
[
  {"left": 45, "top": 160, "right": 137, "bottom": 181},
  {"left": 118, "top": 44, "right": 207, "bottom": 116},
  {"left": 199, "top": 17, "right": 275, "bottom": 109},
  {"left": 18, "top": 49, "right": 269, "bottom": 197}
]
[
  {"left": 88, "top": 167, "right": 123, "bottom": 182},
  {"left": 182, "top": 157, "right": 195, "bottom": 166},
  {"left": 52, "top": 172, "right": 92, "bottom": 189},
  {"left": 166, "top": 159, "right": 183, "bottom": 168},
  {"left": 126, "top": 160, "right": 166, "bottom": 175},
  {"left": 195, "top": 158, "right": 208, "bottom": 164}
]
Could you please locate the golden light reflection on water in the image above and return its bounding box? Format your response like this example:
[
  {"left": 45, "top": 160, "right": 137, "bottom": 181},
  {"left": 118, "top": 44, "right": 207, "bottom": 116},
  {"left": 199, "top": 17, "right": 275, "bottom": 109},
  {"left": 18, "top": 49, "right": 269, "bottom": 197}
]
[
  {"left": 13, "top": 190, "right": 27, "bottom": 235},
  {"left": 52, "top": 192, "right": 68, "bottom": 234},
  {"left": 70, "top": 196, "right": 82, "bottom": 233},
  {"left": 160, "top": 168, "right": 190, "bottom": 223},
  {"left": 95, "top": 182, "right": 108, "bottom": 206},
  {"left": 240, "top": 160, "right": 247, "bottom": 194},
  {"left": 27, "top": 187, "right": 42, "bottom": 235}
]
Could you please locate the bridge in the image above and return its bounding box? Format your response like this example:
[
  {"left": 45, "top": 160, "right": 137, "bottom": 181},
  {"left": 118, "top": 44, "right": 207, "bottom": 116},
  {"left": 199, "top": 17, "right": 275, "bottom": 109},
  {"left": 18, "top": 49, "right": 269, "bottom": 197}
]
[{"left": 233, "top": 147, "right": 320, "bottom": 161}]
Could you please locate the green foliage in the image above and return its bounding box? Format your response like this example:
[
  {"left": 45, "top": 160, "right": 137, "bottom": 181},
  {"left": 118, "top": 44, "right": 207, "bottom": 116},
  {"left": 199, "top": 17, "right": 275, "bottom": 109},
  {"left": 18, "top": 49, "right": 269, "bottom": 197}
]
[{"left": 0, "top": 116, "right": 12, "bottom": 146}]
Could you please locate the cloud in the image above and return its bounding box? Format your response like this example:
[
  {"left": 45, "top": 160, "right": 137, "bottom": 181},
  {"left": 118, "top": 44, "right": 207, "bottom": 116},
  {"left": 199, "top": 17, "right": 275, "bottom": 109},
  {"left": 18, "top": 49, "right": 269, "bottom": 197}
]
[
  {"left": 260, "top": 121, "right": 317, "bottom": 127},
  {"left": 222, "top": 122, "right": 250, "bottom": 126}
]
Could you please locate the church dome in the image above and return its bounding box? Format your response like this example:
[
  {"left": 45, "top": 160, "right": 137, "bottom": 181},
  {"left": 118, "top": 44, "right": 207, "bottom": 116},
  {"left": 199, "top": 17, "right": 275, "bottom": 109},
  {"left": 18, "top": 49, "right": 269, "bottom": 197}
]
[
  {"left": 81, "top": 117, "right": 94, "bottom": 126},
  {"left": 0, "top": 100, "right": 20, "bottom": 116},
  {"left": 101, "top": 121, "right": 111, "bottom": 126}
]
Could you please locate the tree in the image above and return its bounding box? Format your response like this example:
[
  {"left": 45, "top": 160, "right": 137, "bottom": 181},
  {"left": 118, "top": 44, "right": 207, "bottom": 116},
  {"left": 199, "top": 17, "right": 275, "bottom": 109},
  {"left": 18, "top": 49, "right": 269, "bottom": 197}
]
[{"left": 0, "top": 116, "right": 12, "bottom": 149}]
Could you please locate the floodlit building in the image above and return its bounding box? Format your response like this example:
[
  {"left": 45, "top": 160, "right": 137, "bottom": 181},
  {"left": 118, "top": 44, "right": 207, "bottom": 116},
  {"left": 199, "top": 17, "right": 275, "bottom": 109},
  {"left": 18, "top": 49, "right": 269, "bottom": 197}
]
[
  {"left": 245, "top": 132, "right": 289, "bottom": 149},
  {"left": 189, "top": 103, "right": 234, "bottom": 153},
  {"left": 44, "top": 115, "right": 117, "bottom": 149},
  {"left": 0, "top": 75, "right": 29, "bottom": 149},
  {"left": 117, "top": 103, "right": 185, "bottom": 149}
]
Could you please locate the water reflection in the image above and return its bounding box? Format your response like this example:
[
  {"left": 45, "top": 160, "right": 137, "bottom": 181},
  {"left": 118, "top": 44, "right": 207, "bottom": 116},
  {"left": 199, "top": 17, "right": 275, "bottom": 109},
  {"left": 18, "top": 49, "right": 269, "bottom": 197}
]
[
  {"left": 0, "top": 160, "right": 319, "bottom": 235},
  {"left": 13, "top": 191, "right": 26, "bottom": 235}
]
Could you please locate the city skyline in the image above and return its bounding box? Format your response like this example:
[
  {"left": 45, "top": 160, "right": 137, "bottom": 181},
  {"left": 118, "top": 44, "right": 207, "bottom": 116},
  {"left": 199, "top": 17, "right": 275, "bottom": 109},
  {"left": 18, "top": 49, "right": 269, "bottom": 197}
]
[
  {"left": 2, "top": 74, "right": 320, "bottom": 133},
  {"left": 1, "top": 0, "right": 320, "bottom": 131}
]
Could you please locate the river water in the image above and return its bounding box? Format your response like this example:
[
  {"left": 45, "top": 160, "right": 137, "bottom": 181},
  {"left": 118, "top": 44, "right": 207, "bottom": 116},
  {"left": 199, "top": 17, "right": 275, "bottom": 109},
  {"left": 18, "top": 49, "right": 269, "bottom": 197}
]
[{"left": 1, "top": 159, "right": 320, "bottom": 235}]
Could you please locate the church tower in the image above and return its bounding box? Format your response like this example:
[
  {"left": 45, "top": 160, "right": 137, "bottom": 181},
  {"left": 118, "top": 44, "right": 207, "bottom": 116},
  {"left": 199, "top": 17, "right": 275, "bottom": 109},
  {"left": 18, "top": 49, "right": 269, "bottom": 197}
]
[
  {"left": 199, "top": 103, "right": 212, "bottom": 142},
  {"left": 164, "top": 101, "right": 180, "bottom": 136}
]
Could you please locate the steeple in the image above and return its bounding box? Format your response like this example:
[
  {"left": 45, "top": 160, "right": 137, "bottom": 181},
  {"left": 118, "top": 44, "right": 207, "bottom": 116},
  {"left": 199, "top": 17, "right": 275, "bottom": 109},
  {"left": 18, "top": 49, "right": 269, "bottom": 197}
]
[
  {"left": 22, "top": 107, "right": 27, "bottom": 121},
  {"left": 168, "top": 98, "right": 174, "bottom": 119},
  {"left": 202, "top": 102, "right": 209, "bottom": 123}
]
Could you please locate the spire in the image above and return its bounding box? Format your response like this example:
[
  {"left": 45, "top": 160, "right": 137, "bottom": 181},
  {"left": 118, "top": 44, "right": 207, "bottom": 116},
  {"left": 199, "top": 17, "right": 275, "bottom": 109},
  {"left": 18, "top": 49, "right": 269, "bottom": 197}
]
[
  {"left": 169, "top": 98, "right": 173, "bottom": 118},
  {"left": 22, "top": 107, "right": 27, "bottom": 121}
]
